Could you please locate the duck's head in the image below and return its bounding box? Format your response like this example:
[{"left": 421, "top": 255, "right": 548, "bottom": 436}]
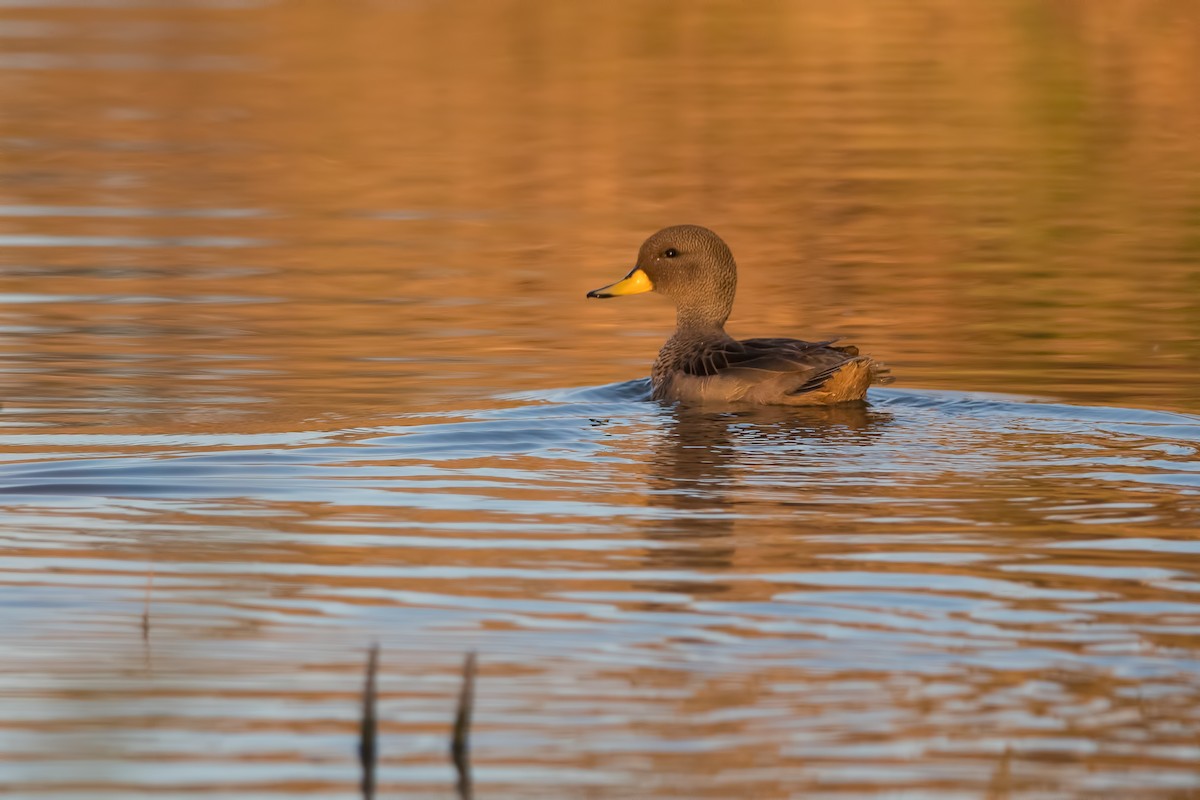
[{"left": 587, "top": 225, "right": 738, "bottom": 329}]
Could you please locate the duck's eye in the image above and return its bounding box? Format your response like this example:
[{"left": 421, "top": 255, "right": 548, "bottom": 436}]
[{"left": 663, "top": 248, "right": 678, "bottom": 258}]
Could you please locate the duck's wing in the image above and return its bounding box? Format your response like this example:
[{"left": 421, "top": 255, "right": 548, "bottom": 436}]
[
  {"left": 676, "top": 337, "right": 865, "bottom": 395},
  {"left": 746, "top": 338, "right": 894, "bottom": 386},
  {"left": 741, "top": 337, "right": 858, "bottom": 357}
]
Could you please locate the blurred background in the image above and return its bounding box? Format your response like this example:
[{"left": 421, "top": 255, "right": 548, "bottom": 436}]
[
  {"left": 2, "top": 1, "right": 1200, "bottom": 798},
  {"left": 2, "top": 0, "right": 1198, "bottom": 418}
]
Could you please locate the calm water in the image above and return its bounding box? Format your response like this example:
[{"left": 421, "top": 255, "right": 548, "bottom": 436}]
[{"left": 2, "top": 1, "right": 1200, "bottom": 798}]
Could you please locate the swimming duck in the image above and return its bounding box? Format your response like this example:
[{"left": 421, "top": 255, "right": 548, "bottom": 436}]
[{"left": 587, "top": 225, "right": 888, "bottom": 405}]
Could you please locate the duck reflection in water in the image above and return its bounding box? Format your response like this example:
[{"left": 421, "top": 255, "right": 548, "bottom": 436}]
[{"left": 634, "top": 402, "right": 893, "bottom": 602}]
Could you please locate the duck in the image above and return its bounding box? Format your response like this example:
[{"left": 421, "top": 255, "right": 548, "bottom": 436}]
[{"left": 587, "top": 225, "right": 889, "bottom": 406}]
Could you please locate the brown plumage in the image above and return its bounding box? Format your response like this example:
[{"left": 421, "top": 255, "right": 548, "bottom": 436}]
[{"left": 587, "top": 225, "right": 889, "bottom": 406}]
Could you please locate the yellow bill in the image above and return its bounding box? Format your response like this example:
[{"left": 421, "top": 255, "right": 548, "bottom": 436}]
[{"left": 586, "top": 267, "right": 654, "bottom": 299}]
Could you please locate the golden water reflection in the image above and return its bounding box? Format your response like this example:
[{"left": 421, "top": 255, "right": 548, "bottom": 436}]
[{"left": 1, "top": 1, "right": 1200, "bottom": 797}]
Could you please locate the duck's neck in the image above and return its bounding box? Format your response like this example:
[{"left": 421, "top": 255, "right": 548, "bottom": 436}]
[{"left": 673, "top": 306, "right": 730, "bottom": 337}]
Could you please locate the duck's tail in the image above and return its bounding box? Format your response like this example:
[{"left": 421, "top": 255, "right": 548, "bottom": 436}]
[{"left": 830, "top": 343, "right": 893, "bottom": 386}]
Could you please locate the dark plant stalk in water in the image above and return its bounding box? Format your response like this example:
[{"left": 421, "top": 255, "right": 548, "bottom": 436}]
[
  {"left": 359, "top": 643, "right": 380, "bottom": 800},
  {"left": 141, "top": 568, "right": 153, "bottom": 640},
  {"left": 451, "top": 651, "right": 477, "bottom": 800}
]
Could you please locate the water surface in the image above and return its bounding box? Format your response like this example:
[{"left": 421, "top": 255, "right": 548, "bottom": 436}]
[{"left": 2, "top": 1, "right": 1200, "bottom": 798}]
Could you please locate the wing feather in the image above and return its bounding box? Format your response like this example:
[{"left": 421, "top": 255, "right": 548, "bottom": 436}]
[{"left": 675, "top": 336, "right": 864, "bottom": 395}]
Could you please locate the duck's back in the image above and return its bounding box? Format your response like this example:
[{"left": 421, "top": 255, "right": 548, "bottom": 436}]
[{"left": 652, "top": 335, "right": 882, "bottom": 406}]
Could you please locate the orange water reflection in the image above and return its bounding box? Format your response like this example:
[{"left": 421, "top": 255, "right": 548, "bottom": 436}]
[{"left": 2, "top": 1, "right": 1200, "bottom": 798}]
